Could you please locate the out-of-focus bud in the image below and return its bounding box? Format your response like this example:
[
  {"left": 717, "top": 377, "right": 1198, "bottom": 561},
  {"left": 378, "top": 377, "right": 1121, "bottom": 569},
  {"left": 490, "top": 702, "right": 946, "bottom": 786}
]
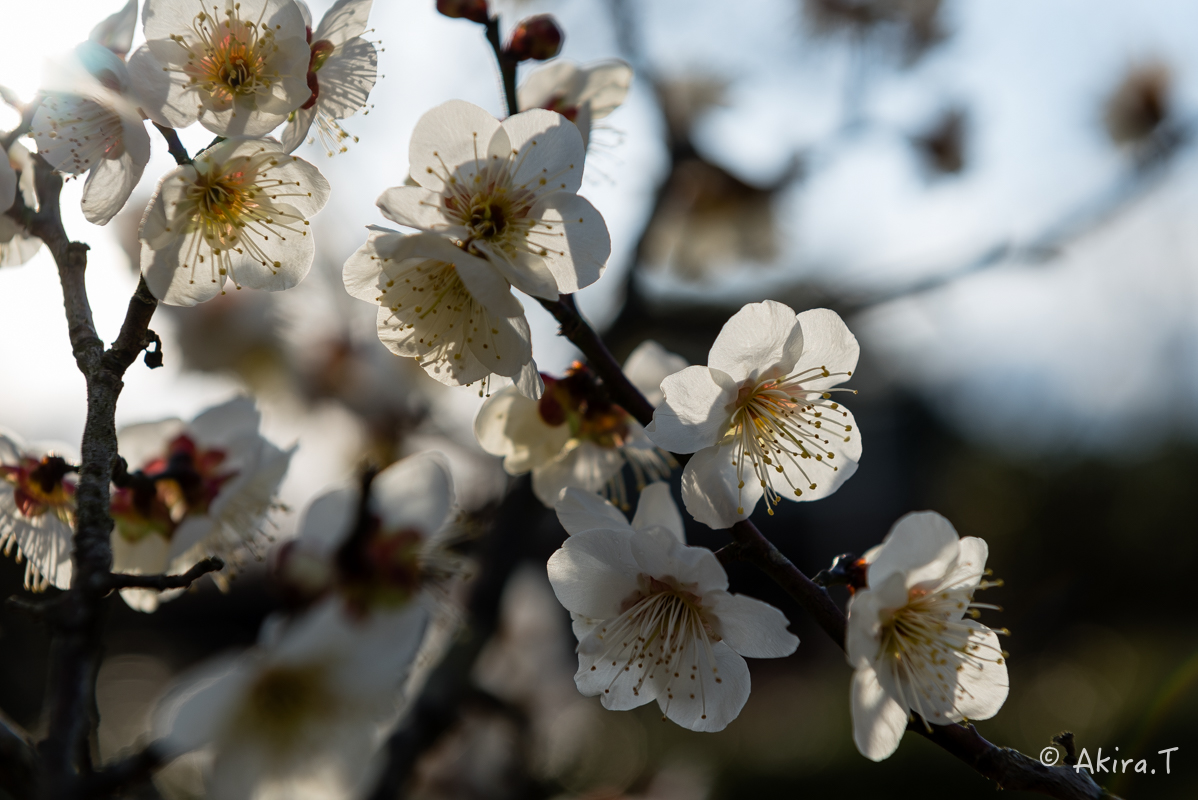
[
  {"left": 1105, "top": 62, "right": 1170, "bottom": 146},
  {"left": 437, "top": 0, "right": 489, "bottom": 24},
  {"left": 912, "top": 106, "right": 967, "bottom": 176},
  {"left": 505, "top": 15, "right": 564, "bottom": 62}
]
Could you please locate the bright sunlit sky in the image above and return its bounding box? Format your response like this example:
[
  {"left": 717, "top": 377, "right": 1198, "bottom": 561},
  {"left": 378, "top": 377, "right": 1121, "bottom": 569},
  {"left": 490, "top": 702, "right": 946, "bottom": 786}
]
[{"left": 4, "top": 0, "right": 1198, "bottom": 496}]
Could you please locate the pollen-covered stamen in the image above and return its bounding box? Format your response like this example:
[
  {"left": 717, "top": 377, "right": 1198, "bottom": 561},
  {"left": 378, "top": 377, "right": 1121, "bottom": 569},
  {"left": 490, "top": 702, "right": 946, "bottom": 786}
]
[
  {"left": 877, "top": 581, "right": 1008, "bottom": 729},
  {"left": 728, "top": 365, "right": 856, "bottom": 515},
  {"left": 422, "top": 140, "right": 576, "bottom": 261},
  {"left": 173, "top": 148, "right": 314, "bottom": 284},
  {"left": 0, "top": 456, "right": 77, "bottom": 521},
  {"left": 589, "top": 576, "right": 722, "bottom": 720},
  {"left": 373, "top": 256, "right": 510, "bottom": 376},
  {"left": 175, "top": 3, "right": 283, "bottom": 107}
]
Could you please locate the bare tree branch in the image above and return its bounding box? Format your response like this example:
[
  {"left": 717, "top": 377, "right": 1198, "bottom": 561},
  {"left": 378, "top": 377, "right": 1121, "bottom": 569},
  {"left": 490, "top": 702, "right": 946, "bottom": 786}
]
[{"left": 106, "top": 557, "right": 225, "bottom": 592}]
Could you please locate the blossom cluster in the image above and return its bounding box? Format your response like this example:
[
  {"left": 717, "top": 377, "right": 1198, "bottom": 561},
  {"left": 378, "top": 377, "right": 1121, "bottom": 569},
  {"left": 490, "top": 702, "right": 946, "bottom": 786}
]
[{"left": 0, "top": 0, "right": 1022, "bottom": 793}]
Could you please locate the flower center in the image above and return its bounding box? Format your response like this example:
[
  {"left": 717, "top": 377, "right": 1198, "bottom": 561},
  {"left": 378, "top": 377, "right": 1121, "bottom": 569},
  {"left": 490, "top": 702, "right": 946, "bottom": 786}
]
[
  {"left": 876, "top": 584, "right": 1007, "bottom": 725},
  {"left": 1, "top": 456, "right": 75, "bottom": 520},
  {"left": 591, "top": 575, "right": 723, "bottom": 720},
  {"left": 240, "top": 664, "right": 331, "bottom": 748},
  {"left": 182, "top": 9, "right": 277, "bottom": 105},
  {"left": 727, "top": 366, "right": 855, "bottom": 516},
  {"left": 187, "top": 163, "right": 258, "bottom": 246}
]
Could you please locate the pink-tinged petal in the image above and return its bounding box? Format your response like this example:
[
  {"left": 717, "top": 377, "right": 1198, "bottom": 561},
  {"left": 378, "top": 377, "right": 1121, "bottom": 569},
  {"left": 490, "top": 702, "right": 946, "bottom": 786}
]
[
  {"left": 851, "top": 667, "right": 909, "bottom": 761},
  {"left": 525, "top": 192, "right": 610, "bottom": 292},
  {"left": 532, "top": 442, "right": 624, "bottom": 506},
  {"left": 791, "top": 308, "right": 860, "bottom": 391},
  {"left": 623, "top": 340, "right": 687, "bottom": 407},
  {"left": 680, "top": 443, "right": 761, "bottom": 530},
  {"left": 502, "top": 108, "right": 585, "bottom": 195},
  {"left": 868, "top": 511, "right": 961, "bottom": 593},
  {"left": 646, "top": 366, "right": 738, "bottom": 453},
  {"left": 314, "top": 0, "right": 374, "bottom": 45},
  {"left": 547, "top": 529, "right": 640, "bottom": 619},
  {"left": 408, "top": 100, "right": 506, "bottom": 193},
  {"left": 555, "top": 488, "right": 633, "bottom": 536},
  {"left": 708, "top": 592, "right": 798, "bottom": 658},
  {"left": 630, "top": 482, "right": 684, "bottom": 542},
  {"left": 708, "top": 300, "right": 803, "bottom": 384},
  {"left": 661, "top": 642, "right": 750, "bottom": 732}
]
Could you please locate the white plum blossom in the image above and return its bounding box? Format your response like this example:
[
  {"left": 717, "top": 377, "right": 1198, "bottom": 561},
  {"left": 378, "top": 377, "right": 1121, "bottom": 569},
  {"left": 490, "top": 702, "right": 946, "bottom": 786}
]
[
  {"left": 154, "top": 598, "right": 428, "bottom": 799},
  {"left": 547, "top": 484, "right": 799, "bottom": 732},
  {"left": 139, "top": 137, "right": 330, "bottom": 306},
  {"left": 276, "top": 450, "right": 463, "bottom": 615},
  {"left": 646, "top": 301, "right": 861, "bottom": 529},
  {"left": 474, "top": 341, "right": 683, "bottom": 508},
  {"left": 31, "top": 7, "right": 150, "bottom": 225},
  {"left": 847, "top": 511, "right": 1009, "bottom": 761},
  {"left": 377, "top": 100, "right": 611, "bottom": 300},
  {"left": 282, "top": 0, "right": 379, "bottom": 156},
  {"left": 128, "top": 0, "right": 312, "bottom": 137},
  {"left": 111, "top": 398, "right": 293, "bottom": 612},
  {"left": 0, "top": 143, "right": 44, "bottom": 267},
  {"left": 518, "top": 59, "right": 634, "bottom": 150},
  {"left": 0, "top": 430, "right": 76, "bottom": 591},
  {"left": 343, "top": 230, "right": 543, "bottom": 399}
]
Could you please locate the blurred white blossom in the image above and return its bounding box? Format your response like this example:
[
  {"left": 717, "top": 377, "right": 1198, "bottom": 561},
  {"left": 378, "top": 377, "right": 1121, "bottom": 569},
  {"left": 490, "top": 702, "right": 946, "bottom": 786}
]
[
  {"left": 518, "top": 59, "right": 633, "bottom": 150},
  {"left": 0, "top": 143, "right": 42, "bottom": 266},
  {"left": 0, "top": 430, "right": 76, "bottom": 591},
  {"left": 111, "top": 397, "right": 293, "bottom": 612}
]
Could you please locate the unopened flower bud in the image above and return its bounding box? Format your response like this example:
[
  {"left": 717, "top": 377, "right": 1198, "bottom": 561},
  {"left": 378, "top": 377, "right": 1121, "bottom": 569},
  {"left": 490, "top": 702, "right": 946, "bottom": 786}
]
[
  {"left": 505, "top": 15, "right": 564, "bottom": 62},
  {"left": 436, "top": 0, "right": 489, "bottom": 24}
]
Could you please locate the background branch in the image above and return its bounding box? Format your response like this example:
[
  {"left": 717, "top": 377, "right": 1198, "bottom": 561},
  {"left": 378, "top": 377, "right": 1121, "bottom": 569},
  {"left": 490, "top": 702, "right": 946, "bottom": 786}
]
[{"left": 106, "top": 557, "right": 225, "bottom": 592}]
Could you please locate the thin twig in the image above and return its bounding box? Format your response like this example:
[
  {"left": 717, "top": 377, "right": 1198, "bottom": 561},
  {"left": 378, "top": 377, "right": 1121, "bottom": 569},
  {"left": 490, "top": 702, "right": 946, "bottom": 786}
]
[
  {"left": 152, "top": 123, "right": 191, "bottom": 166},
  {"left": 106, "top": 557, "right": 225, "bottom": 592},
  {"left": 483, "top": 16, "right": 519, "bottom": 117}
]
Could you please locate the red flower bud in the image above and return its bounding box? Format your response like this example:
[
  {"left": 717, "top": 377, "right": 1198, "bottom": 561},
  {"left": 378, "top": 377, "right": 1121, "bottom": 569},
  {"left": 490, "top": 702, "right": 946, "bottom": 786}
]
[
  {"left": 436, "top": 0, "right": 489, "bottom": 24},
  {"left": 505, "top": 14, "right": 564, "bottom": 62}
]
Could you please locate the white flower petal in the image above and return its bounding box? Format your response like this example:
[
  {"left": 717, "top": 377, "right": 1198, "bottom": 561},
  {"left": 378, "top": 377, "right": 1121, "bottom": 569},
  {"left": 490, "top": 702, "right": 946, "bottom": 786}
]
[
  {"left": 376, "top": 186, "right": 449, "bottom": 232},
  {"left": 501, "top": 108, "right": 585, "bottom": 196},
  {"left": 709, "top": 591, "right": 798, "bottom": 658},
  {"left": 791, "top": 308, "right": 860, "bottom": 392},
  {"left": 629, "top": 531, "right": 727, "bottom": 595},
  {"left": 526, "top": 192, "right": 610, "bottom": 293},
  {"left": 89, "top": 0, "right": 138, "bottom": 56},
  {"left": 708, "top": 300, "right": 803, "bottom": 384},
  {"left": 645, "top": 366, "right": 738, "bottom": 453},
  {"left": 113, "top": 532, "right": 173, "bottom": 613},
  {"left": 574, "top": 627, "right": 659, "bottom": 711},
  {"left": 82, "top": 148, "right": 145, "bottom": 225},
  {"left": 940, "top": 536, "right": 989, "bottom": 593},
  {"left": 680, "top": 443, "right": 762, "bottom": 529},
  {"left": 474, "top": 387, "right": 570, "bottom": 474},
  {"left": 281, "top": 106, "right": 317, "bottom": 154},
  {"left": 952, "top": 622, "right": 1009, "bottom": 721},
  {"left": 623, "top": 340, "right": 688, "bottom": 407},
  {"left": 660, "top": 642, "right": 750, "bottom": 732},
  {"left": 629, "top": 481, "right": 684, "bottom": 542},
  {"left": 844, "top": 571, "right": 909, "bottom": 670},
  {"left": 514, "top": 360, "right": 545, "bottom": 400},
  {"left": 314, "top": 0, "right": 374, "bottom": 45},
  {"left": 370, "top": 451, "right": 455, "bottom": 536},
  {"left": 574, "top": 60, "right": 634, "bottom": 119},
  {"left": 295, "top": 487, "right": 356, "bottom": 554},
  {"left": 314, "top": 37, "right": 378, "bottom": 119},
  {"left": 408, "top": 100, "right": 506, "bottom": 193},
  {"left": 153, "top": 653, "right": 254, "bottom": 757},
  {"left": 555, "top": 488, "right": 633, "bottom": 536},
  {"left": 868, "top": 511, "right": 962, "bottom": 592},
  {"left": 547, "top": 528, "right": 640, "bottom": 620},
  {"left": 851, "top": 667, "right": 910, "bottom": 762},
  {"left": 531, "top": 441, "right": 624, "bottom": 506}
]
